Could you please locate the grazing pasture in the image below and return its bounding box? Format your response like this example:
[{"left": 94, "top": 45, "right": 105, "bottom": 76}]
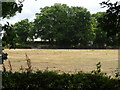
[{"left": 3, "top": 49, "right": 118, "bottom": 75}]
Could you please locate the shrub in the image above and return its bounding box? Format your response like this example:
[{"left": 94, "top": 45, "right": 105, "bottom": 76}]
[
  {"left": 2, "top": 61, "right": 120, "bottom": 90},
  {"left": 2, "top": 70, "right": 120, "bottom": 90}
]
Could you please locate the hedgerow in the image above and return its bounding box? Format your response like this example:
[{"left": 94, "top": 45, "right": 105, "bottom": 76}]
[{"left": 2, "top": 70, "right": 120, "bottom": 90}]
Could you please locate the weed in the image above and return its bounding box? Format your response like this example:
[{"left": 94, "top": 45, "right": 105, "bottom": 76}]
[
  {"left": 91, "top": 62, "right": 108, "bottom": 77},
  {"left": 25, "top": 53, "right": 32, "bottom": 72},
  {"left": 8, "top": 60, "right": 12, "bottom": 72}
]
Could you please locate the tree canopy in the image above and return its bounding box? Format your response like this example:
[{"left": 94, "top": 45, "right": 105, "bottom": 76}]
[
  {"left": 34, "top": 3, "right": 94, "bottom": 48},
  {"left": 100, "top": 1, "right": 120, "bottom": 46},
  {"left": 2, "top": 1, "right": 23, "bottom": 18},
  {"left": 1, "top": 1, "right": 24, "bottom": 48},
  {"left": 13, "top": 19, "right": 32, "bottom": 43},
  {"left": 2, "top": 1, "right": 119, "bottom": 49},
  {"left": 91, "top": 12, "right": 108, "bottom": 48}
]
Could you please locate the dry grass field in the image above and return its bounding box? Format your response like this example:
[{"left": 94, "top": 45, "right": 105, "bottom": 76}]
[{"left": 3, "top": 49, "right": 118, "bottom": 75}]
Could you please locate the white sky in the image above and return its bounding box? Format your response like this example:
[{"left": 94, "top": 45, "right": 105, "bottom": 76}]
[{"left": 1, "top": 0, "right": 119, "bottom": 24}]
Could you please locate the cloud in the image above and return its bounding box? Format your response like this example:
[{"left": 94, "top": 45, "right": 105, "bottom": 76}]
[{"left": 2, "top": 0, "right": 119, "bottom": 24}]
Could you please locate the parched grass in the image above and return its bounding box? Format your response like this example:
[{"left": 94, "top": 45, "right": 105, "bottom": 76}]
[{"left": 3, "top": 49, "right": 118, "bottom": 75}]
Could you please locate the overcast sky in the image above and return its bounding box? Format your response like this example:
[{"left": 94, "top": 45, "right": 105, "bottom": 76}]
[{"left": 1, "top": 0, "right": 119, "bottom": 24}]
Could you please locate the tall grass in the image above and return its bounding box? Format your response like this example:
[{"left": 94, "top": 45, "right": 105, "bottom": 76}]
[{"left": 25, "top": 53, "right": 32, "bottom": 72}]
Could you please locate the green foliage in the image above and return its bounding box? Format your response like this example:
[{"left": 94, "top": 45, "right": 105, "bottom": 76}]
[
  {"left": 91, "top": 62, "right": 102, "bottom": 75},
  {"left": 92, "top": 11, "right": 119, "bottom": 48},
  {"left": 2, "top": 2, "right": 23, "bottom": 18},
  {"left": 13, "top": 19, "right": 32, "bottom": 43},
  {"left": 2, "top": 22, "right": 17, "bottom": 48},
  {"left": 1, "top": 1, "right": 24, "bottom": 64},
  {"left": 92, "top": 12, "right": 107, "bottom": 48},
  {"left": 2, "top": 65, "right": 120, "bottom": 90},
  {"left": 2, "top": 19, "right": 33, "bottom": 48},
  {"left": 100, "top": 1, "right": 120, "bottom": 36},
  {"left": 1, "top": 1, "right": 24, "bottom": 48},
  {"left": 100, "top": 1, "right": 120, "bottom": 46},
  {"left": 2, "top": 1, "right": 119, "bottom": 49},
  {"left": 34, "top": 4, "right": 94, "bottom": 48}
]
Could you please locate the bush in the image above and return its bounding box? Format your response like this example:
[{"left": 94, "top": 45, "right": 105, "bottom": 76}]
[
  {"left": 2, "top": 62, "right": 120, "bottom": 90},
  {"left": 2, "top": 70, "right": 120, "bottom": 90}
]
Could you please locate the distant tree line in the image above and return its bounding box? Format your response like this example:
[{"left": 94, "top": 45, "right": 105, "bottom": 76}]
[{"left": 2, "top": 2, "right": 120, "bottom": 49}]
